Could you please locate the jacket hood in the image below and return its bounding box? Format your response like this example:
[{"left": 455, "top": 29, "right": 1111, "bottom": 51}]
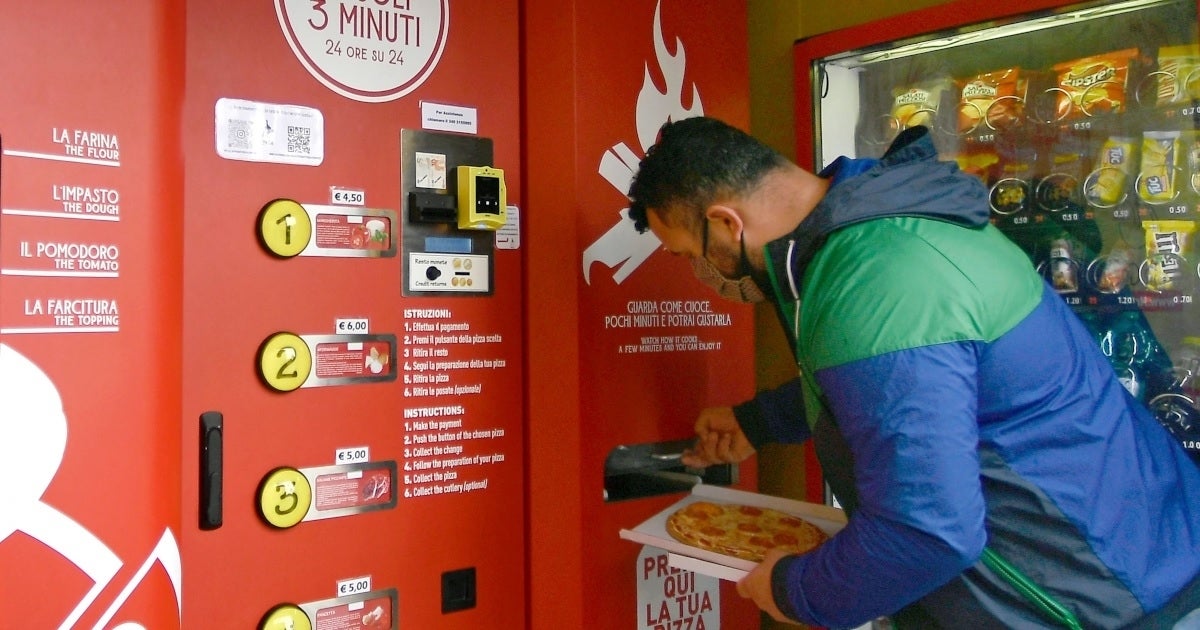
[{"left": 766, "top": 126, "right": 989, "bottom": 289}]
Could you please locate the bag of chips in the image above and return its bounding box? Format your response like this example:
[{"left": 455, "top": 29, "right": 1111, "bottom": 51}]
[{"left": 1050, "top": 48, "right": 1138, "bottom": 120}]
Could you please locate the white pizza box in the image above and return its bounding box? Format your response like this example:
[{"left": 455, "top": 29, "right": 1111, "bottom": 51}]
[{"left": 619, "top": 484, "right": 846, "bottom": 582}]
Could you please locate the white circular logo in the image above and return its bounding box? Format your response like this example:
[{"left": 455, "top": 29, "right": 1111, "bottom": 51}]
[{"left": 275, "top": 0, "right": 449, "bottom": 103}]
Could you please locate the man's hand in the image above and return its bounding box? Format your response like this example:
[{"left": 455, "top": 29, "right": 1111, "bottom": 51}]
[
  {"left": 680, "top": 406, "right": 755, "bottom": 468},
  {"left": 737, "top": 549, "right": 799, "bottom": 624}
]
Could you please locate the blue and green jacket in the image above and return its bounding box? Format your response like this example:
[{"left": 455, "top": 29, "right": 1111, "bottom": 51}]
[{"left": 735, "top": 126, "right": 1200, "bottom": 628}]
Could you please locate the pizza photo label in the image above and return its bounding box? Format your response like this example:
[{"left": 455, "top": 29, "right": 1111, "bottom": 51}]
[{"left": 275, "top": 0, "right": 450, "bottom": 103}]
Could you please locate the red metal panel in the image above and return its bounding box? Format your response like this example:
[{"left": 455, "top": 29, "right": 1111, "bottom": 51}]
[
  {"left": 525, "top": 0, "right": 759, "bottom": 627},
  {"left": 0, "top": 2, "right": 185, "bottom": 627},
  {"left": 180, "top": 2, "right": 525, "bottom": 628}
]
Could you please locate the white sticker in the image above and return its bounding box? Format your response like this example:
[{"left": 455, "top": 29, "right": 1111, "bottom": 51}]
[
  {"left": 275, "top": 0, "right": 449, "bottom": 103},
  {"left": 336, "top": 447, "right": 370, "bottom": 465},
  {"left": 335, "top": 318, "right": 370, "bottom": 334},
  {"left": 636, "top": 546, "right": 719, "bottom": 630},
  {"left": 414, "top": 152, "right": 448, "bottom": 190},
  {"left": 331, "top": 187, "right": 365, "bottom": 206},
  {"left": 420, "top": 101, "right": 478, "bottom": 135},
  {"left": 215, "top": 98, "right": 324, "bottom": 166},
  {"left": 336, "top": 576, "right": 372, "bottom": 598},
  {"left": 496, "top": 205, "right": 519, "bottom": 250}
]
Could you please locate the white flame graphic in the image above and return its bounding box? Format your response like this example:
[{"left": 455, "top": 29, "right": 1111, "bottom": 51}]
[
  {"left": 636, "top": 2, "right": 703, "bottom": 153},
  {"left": 582, "top": 0, "right": 703, "bottom": 285}
]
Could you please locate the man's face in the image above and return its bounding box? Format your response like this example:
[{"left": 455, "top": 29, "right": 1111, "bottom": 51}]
[{"left": 646, "top": 209, "right": 743, "bottom": 279}]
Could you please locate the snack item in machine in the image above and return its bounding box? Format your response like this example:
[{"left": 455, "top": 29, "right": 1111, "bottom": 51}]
[
  {"left": 989, "top": 140, "right": 1037, "bottom": 216},
  {"left": 956, "top": 67, "right": 1028, "bottom": 133},
  {"left": 1185, "top": 131, "right": 1200, "bottom": 195},
  {"left": 1144, "top": 43, "right": 1200, "bottom": 105},
  {"left": 1140, "top": 219, "right": 1196, "bottom": 292},
  {"left": 1137, "top": 131, "right": 1182, "bottom": 204},
  {"left": 1037, "top": 135, "right": 1089, "bottom": 212},
  {"left": 1047, "top": 49, "right": 1138, "bottom": 121},
  {"left": 664, "top": 500, "right": 828, "bottom": 563},
  {"left": 1085, "top": 136, "right": 1138, "bottom": 207},
  {"left": 1087, "top": 248, "right": 1136, "bottom": 295},
  {"left": 951, "top": 147, "right": 999, "bottom": 185},
  {"left": 1044, "top": 236, "right": 1081, "bottom": 294},
  {"left": 890, "top": 78, "right": 953, "bottom": 132}
]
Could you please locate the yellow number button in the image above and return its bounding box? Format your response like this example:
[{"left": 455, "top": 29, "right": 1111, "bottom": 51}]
[
  {"left": 259, "top": 603, "right": 312, "bottom": 630},
  {"left": 258, "top": 467, "right": 312, "bottom": 529},
  {"left": 258, "top": 332, "right": 312, "bottom": 392},
  {"left": 258, "top": 199, "right": 312, "bottom": 258}
]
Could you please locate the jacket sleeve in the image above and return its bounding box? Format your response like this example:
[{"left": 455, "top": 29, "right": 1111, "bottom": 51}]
[
  {"left": 732, "top": 376, "right": 810, "bottom": 449},
  {"left": 770, "top": 343, "right": 989, "bottom": 628}
]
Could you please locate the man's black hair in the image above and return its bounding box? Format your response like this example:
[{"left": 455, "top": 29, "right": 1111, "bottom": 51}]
[{"left": 626, "top": 116, "right": 787, "bottom": 233}]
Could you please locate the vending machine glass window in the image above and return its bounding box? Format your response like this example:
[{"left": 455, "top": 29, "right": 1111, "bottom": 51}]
[{"left": 806, "top": 0, "right": 1200, "bottom": 469}]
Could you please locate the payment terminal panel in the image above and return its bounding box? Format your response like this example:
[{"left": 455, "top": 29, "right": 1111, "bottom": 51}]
[{"left": 400, "top": 129, "right": 499, "bottom": 297}]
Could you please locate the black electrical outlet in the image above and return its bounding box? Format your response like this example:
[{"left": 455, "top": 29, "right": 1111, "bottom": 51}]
[{"left": 441, "top": 567, "right": 476, "bottom": 614}]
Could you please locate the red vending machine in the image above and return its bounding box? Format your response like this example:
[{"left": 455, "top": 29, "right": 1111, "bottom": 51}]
[
  {"left": 180, "top": 2, "right": 525, "bottom": 628},
  {"left": 794, "top": 0, "right": 1200, "bottom": 506},
  {"left": 524, "top": 0, "right": 762, "bottom": 627},
  {"left": 0, "top": 3, "right": 186, "bottom": 627}
]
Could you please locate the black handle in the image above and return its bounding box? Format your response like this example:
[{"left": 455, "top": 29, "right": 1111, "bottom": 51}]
[{"left": 199, "top": 411, "right": 223, "bottom": 530}]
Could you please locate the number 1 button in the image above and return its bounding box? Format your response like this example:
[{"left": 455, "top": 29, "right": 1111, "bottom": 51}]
[{"left": 258, "top": 199, "right": 312, "bottom": 258}]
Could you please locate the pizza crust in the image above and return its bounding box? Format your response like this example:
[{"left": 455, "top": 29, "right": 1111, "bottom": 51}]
[{"left": 664, "top": 500, "right": 828, "bottom": 562}]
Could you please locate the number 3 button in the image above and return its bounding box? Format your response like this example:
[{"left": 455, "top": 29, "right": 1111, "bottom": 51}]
[
  {"left": 258, "top": 467, "right": 312, "bottom": 529},
  {"left": 258, "top": 332, "right": 313, "bottom": 392}
]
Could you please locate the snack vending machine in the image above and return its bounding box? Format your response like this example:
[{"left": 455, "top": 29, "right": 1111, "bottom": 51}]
[{"left": 793, "top": 0, "right": 1200, "bottom": 505}]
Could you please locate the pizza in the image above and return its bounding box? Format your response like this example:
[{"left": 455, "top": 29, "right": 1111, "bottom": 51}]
[{"left": 664, "top": 500, "right": 828, "bottom": 562}]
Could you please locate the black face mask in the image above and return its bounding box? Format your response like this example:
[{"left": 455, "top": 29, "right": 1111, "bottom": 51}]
[{"left": 692, "top": 221, "right": 768, "bottom": 303}]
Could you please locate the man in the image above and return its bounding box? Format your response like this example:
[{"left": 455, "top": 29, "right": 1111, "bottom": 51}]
[{"left": 627, "top": 116, "right": 1200, "bottom": 629}]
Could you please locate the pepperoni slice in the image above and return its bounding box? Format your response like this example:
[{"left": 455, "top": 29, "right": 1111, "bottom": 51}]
[
  {"left": 736, "top": 522, "right": 762, "bottom": 533},
  {"left": 772, "top": 531, "right": 800, "bottom": 546}
]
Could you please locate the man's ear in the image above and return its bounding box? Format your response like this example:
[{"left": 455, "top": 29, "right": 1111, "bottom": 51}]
[{"left": 704, "top": 204, "right": 744, "bottom": 241}]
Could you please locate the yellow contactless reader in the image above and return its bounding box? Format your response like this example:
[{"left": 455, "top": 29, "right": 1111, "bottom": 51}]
[{"left": 456, "top": 165, "right": 506, "bottom": 231}]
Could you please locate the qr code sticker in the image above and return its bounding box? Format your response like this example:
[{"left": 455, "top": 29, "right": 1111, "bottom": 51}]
[
  {"left": 227, "top": 119, "right": 252, "bottom": 150},
  {"left": 288, "top": 125, "right": 311, "bottom": 155}
]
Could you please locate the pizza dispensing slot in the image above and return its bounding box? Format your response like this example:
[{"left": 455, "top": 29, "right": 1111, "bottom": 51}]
[
  {"left": 603, "top": 439, "right": 737, "bottom": 502},
  {"left": 408, "top": 191, "right": 458, "bottom": 224}
]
